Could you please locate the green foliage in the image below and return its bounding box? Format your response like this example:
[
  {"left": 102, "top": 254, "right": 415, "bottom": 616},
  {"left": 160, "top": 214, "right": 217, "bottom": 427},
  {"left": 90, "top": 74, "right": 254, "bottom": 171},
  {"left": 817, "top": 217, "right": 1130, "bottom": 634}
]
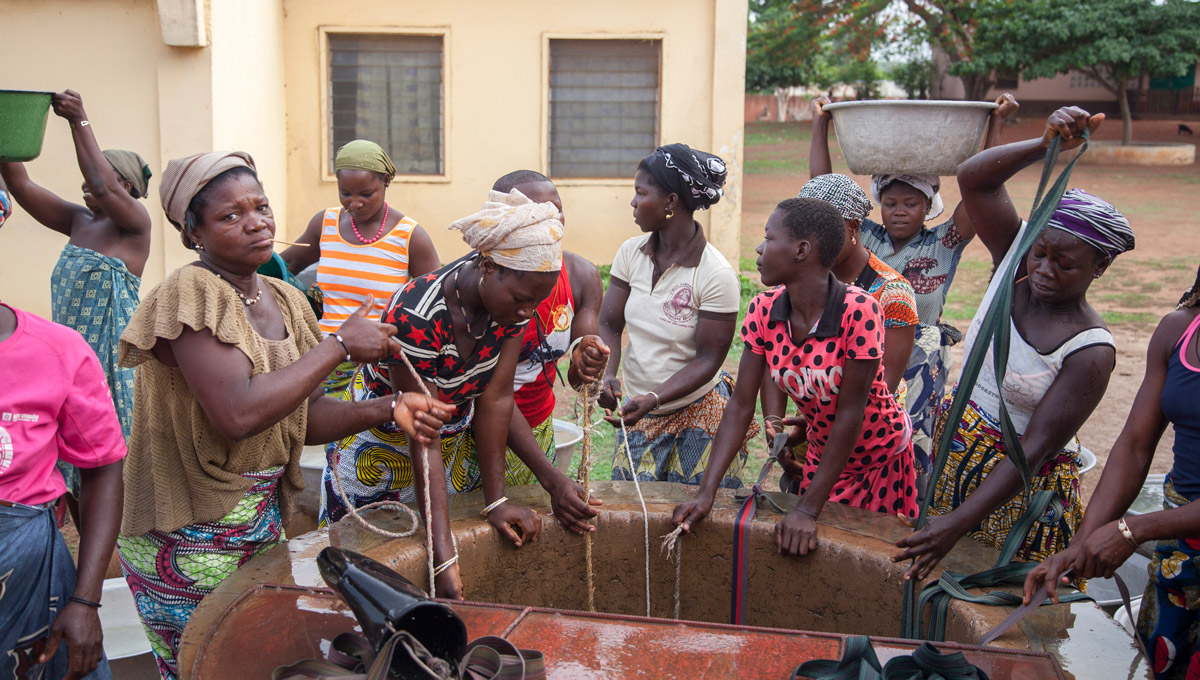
[
  {"left": 746, "top": 0, "right": 830, "bottom": 92},
  {"left": 891, "top": 57, "right": 933, "bottom": 99}
]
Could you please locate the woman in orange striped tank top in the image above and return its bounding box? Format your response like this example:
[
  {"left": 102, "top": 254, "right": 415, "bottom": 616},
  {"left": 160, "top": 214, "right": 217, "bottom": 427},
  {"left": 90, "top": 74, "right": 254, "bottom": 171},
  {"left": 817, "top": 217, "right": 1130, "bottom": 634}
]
[{"left": 281, "top": 140, "right": 440, "bottom": 393}]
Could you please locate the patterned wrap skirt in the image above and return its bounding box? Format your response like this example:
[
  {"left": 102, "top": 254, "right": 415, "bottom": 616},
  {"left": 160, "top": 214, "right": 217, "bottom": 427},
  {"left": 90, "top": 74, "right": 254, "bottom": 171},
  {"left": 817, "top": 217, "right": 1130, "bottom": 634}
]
[
  {"left": 1137, "top": 474, "right": 1200, "bottom": 680},
  {"left": 903, "top": 323, "right": 952, "bottom": 474},
  {"left": 502, "top": 414, "right": 557, "bottom": 487},
  {"left": 611, "top": 372, "right": 757, "bottom": 489},
  {"left": 1, "top": 502, "right": 112, "bottom": 680},
  {"left": 117, "top": 467, "right": 285, "bottom": 680},
  {"left": 927, "top": 390, "right": 1083, "bottom": 564}
]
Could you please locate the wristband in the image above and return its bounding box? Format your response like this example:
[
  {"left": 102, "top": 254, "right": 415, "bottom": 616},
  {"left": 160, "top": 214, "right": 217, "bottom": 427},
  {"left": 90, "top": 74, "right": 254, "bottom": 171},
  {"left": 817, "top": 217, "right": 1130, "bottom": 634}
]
[
  {"left": 1117, "top": 518, "right": 1139, "bottom": 549},
  {"left": 434, "top": 553, "right": 459, "bottom": 576},
  {"left": 646, "top": 391, "right": 661, "bottom": 409},
  {"left": 566, "top": 336, "right": 584, "bottom": 361},
  {"left": 793, "top": 506, "right": 819, "bottom": 521},
  {"left": 481, "top": 496, "right": 508, "bottom": 517},
  {"left": 333, "top": 334, "right": 351, "bottom": 362},
  {"left": 68, "top": 595, "right": 102, "bottom": 608}
]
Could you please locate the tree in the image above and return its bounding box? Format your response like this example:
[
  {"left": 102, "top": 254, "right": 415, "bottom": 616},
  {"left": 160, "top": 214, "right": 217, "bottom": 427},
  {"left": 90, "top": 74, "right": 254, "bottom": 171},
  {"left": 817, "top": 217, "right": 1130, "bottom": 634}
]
[
  {"left": 746, "top": 0, "right": 831, "bottom": 120},
  {"left": 892, "top": 58, "right": 933, "bottom": 100},
  {"left": 968, "top": 0, "right": 1200, "bottom": 144}
]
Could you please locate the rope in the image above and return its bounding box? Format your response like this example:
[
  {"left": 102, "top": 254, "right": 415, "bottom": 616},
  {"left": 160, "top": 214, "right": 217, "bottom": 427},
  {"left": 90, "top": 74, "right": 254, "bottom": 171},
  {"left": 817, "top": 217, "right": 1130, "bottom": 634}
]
[
  {"left": 616, "top": 366, "right": 652, "bottom": 618},
  {"left": 661, "top": 525, "right": 684, "bottom": 619},
  {"left": 577, "top": 374, "right": 602, "bottom": 613}
]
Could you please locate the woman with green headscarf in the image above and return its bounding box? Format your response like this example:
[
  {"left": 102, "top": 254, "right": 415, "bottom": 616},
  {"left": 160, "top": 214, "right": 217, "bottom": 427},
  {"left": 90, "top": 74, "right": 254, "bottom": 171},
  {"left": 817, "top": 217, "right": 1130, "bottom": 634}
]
[{"left": 281, "top": 140, "right": 441, "bottom": 393}]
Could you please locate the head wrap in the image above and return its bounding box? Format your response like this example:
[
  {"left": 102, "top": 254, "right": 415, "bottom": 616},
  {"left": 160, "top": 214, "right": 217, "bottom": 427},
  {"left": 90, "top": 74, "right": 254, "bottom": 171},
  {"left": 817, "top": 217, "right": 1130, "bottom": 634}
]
[
  {"left": 798, "top": 174, "right": 872, "bottom": 222},
  {"left": 870, "top": 174, "right": 944, "bottom": 221},
  {"left": 102, "top": 149, "right": 152, "bottom": 199},
  {"left": 335, "top": 140, "right": 396, "bottom": 182},
  {"left": 449, "top": 189, "right": 563, "bottom": 272},
  {"left": 641, "top": 143, "right": 727, "bottom": 212},
  {"left": 1046, "top": 188, "right": 1134, "bottom": 261},
  {"left": 159, "top": 151, "right": 257, "bottom": 246}
]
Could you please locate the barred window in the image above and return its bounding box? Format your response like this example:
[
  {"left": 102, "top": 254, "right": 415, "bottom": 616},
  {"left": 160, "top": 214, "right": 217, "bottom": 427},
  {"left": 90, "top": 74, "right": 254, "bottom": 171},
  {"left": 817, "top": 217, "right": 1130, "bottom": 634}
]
[
  {"left": 549, "top": 39, "right": 661, "bottom": 179},
  {"left": 328, "top": 33, "right": 443, "bottom": 175}
]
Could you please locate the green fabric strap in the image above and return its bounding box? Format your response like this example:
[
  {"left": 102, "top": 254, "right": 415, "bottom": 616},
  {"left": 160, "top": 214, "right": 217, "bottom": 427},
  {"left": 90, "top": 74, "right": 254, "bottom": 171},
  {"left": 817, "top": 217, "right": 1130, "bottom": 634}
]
[{"left": 791, "top": 635, "right": 990, "bottom": 680}]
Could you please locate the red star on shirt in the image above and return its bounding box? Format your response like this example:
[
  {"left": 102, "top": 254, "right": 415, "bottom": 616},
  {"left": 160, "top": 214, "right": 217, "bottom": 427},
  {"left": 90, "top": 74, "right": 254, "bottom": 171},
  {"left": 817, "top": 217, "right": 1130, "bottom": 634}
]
[
  {"left": 397, "top": 311, "right": 411, "bottom": 326},
  {"left": 461, "top": 379, "right": 478, "bottom": 394},
  {"left": 492, "top": 326, "right": 507, "bottom": 340},
  {"left": 477, "top": 344, "right": 494, "bottom": 359},
  {"left": 404, "top": 281, "right": 416, "bottom": 293},
  {"left": 424, "top": 273, "right": 437, "bottom": 282},
  {"left": 432, "top": 317, "right": 445, "bottom": 336},
  {"left": 415, "top": 359, "right": 433, "bottom": 373},
  {"left": 407, "top": 326, "right": 429, "bottom": 345},
  {"left": 443, "top": 354, "right": 458, "bottom": 369}
]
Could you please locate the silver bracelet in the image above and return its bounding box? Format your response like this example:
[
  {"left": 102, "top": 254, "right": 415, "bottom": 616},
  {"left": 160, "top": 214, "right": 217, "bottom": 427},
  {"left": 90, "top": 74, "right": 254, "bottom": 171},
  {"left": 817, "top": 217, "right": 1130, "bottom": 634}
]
[
  {"left": 433, "top": 553, "right": 459, "bottom": 576},
  {"left": 481, "top": 496, "right": 508, "bottom": 517},
  {"left": 793, "top": 506, "right": 819, "bottom": 520},
  {"left": 566, "top": 336, "right": 584, "bottom": 361},
  {"left": 1117, "top": 518, "right": 1139, "bottom": 549},
  {"left": 333, "top": 334, "right": 351, "bottom": 362},
  {"left": 646, "top": 391, "right": 662, "bottom": 409}
]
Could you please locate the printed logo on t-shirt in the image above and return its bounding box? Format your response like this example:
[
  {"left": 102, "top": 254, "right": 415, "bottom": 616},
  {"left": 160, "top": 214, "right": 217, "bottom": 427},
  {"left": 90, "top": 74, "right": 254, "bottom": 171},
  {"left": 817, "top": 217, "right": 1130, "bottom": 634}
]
[
  {"left": 0, "top": 425, "right": 11, "bottom": 474},
  {"left": 662, "top": 283, "right": 697, "bottom": 326},
  {"left": 776, "top": 365, "right": 843, "bottom": 405}
]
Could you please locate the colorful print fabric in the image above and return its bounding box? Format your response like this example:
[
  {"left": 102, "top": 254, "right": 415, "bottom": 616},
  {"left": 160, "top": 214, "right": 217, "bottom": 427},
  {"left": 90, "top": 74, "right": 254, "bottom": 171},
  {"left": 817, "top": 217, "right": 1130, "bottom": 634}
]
[{"left": 1138, "top": 474, "right": 1200, "bottom": 680}]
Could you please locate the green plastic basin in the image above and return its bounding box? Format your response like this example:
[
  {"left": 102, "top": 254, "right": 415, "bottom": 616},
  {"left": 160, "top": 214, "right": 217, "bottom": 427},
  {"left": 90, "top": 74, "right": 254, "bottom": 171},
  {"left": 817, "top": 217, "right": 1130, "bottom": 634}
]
[{"left": 0, "top": 90, "right": 54, "bottom": 162}]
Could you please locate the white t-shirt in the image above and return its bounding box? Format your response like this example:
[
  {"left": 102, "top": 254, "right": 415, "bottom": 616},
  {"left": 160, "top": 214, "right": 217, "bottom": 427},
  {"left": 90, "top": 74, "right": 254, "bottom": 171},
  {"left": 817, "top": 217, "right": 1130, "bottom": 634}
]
[{"left": 610, "top": 231, "right": 740, "bottom": 413}]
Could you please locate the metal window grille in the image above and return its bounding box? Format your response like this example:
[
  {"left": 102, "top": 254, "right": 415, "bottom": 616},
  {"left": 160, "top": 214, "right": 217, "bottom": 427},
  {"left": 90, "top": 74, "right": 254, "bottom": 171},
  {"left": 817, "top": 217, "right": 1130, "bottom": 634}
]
[
  {"left": 549, "top": 39, "right": 661, "bottom": 178},
  {"left": 329, "top": 33, "right": 443, "bottom": 175}
]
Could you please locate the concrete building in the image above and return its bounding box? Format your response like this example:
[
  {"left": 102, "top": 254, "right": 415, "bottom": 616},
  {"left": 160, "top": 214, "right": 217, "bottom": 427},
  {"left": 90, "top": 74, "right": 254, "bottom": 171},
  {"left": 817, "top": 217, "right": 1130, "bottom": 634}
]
[{"left": 0, "top": 0, "right": 748, "bottom": 316}]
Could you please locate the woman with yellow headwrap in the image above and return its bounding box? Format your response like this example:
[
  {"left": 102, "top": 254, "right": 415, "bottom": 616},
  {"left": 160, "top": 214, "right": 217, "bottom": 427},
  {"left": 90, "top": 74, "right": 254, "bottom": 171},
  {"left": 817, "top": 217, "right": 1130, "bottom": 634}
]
[
  {"left": 281, "top": 139, "right": 441, "bottom": 394},
  {"left": 321, "top": 188, "right": 565, "bottom": 599}
]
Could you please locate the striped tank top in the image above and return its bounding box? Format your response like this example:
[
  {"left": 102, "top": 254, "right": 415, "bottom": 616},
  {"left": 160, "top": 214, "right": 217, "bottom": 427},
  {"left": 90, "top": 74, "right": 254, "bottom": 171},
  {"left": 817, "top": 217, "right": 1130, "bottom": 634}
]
[{"left": 316, "top": 207, "right": 418, "bottom": 335}]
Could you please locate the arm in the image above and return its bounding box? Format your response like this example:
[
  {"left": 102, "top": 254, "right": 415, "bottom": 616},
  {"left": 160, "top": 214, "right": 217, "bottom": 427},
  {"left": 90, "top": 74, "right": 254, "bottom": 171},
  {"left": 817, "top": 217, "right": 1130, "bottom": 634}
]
[
  {"left": 565, "top": 253, "right": 609, "bottom": 388},
  {"left": 281, "top": 211, "right": 324, "bottom": 274},
  {"left": 406, "top": 225, "right": 442, "bottom": 278},
  {"left": 0, "top": 161, "right": 83, "bottom": 237},
  {"left": 52, "top": 91, "right": 150, "bottom": 236},
  {"left": 895, "top": 343, "right": 1115, "bottom": 580},
  {"left": 305, "top": 384, "right": 452, "bottom": 447},
  {"left": 597, "top": 279, "right": 630, "bottom": 409},
  {"left": 958, "top": 107, "right": 1103, "bottom": 264},
  {"left": 809, "top": 96, "right": 834, "bottom": 178},
  {"left": 504, "top": 405, "right": 600, "bottom": 534},
  {"left": 672, "top": 348, "right": 768, "bottom": 530},
  {"left": 883, "top": 325, "right": 916, "bottom": 394}
]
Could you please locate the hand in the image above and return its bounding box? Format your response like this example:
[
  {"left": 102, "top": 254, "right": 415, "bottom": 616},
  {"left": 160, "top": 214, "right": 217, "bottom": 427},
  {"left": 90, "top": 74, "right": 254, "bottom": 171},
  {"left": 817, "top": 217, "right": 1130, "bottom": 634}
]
[
  {"left": 993, "top": 93, "right": 1019, "bottom": 119},
  {"left": 777, "top": 445, "right": 806, "bottom": 479},
  {"left": 892, "top": 513, "right": 969, "bottom": 581},
  {"left": 570, "top": 335, "right": 610, "bottom": 385},
  {"left": 487, "top": 501, "right": 543, "bottom": 547},
  {"left": 597, "top": 377, "right": 622, "bottom": 411},
  {"left": 776, "top": 509, "right": 819, "bottom": 556},
  {"left": 546, "top": 474, "right": 602, "bottom": 534},
  {"left": 1043, "top": 107, "right": 1104, "bottom": 151},
  {"left": 434, "top": 563, "right": 464, "bottom": 600},
  {"left": 604, "top": 394, "right": 655, "bottom": 428},
  {"left": 672, "top": 491, "right": 715, "bottom": 533},
  {"left": 38, "top": 602, "right": 103, "bottom": 680},
  {"left": 392, "top": 392, "right": 455, "bottom": 445},
  {"left": 812, "top": 96, "right": 831, "bottom": 119},
  {"left": 334, "top": 295, "right": 398, "bottom": 362},
  {"left": 1023, "top": 545, "right": 1081, "bottom": 605},
  {"left": 51, "top": 90, "right": 87, "bottom": 125}
]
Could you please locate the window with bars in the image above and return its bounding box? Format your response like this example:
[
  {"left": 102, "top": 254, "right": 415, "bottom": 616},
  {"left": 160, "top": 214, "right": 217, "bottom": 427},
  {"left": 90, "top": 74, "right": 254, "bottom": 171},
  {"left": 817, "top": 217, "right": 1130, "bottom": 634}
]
[
  {"left": 548, "top": 39, "right": 661, "bottom": 179},
  {"left": 328, "top": 33, "right": 443, "bottom": 176}
]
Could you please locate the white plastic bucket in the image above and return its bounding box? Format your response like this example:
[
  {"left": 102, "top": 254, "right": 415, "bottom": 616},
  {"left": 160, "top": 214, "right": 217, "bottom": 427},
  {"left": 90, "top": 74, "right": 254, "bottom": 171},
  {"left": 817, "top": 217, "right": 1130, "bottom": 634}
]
[{"left": 552, "top": 419, "right": 583, "bottom": 476}]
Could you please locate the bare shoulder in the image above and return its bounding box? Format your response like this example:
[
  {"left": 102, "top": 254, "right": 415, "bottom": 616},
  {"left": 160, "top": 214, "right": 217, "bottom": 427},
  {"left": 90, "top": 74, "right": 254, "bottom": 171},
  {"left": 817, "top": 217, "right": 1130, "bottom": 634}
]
[{"left": 564, "top": 251, "right": 602, "bottom": 296}]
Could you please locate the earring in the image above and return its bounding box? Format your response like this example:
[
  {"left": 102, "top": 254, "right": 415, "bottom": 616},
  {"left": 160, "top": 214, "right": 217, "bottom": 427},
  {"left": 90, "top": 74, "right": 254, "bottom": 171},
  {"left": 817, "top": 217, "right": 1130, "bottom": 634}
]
[
  {"left": 793, "top": 255, "right": 800, "bottom": 262},
  {"left": 195, "top": 243, "right": 205, "bottom": 251},
  {"left": 851, "top": 236, "right": 857, "bottom": 245},
  {"left": 665, "top": 209, "right": 674, "bottom": 220}
]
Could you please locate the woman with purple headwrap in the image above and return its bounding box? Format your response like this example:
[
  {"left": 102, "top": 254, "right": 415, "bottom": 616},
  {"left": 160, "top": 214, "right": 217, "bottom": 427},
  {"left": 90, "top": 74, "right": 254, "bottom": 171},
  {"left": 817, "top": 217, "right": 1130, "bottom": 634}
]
[{"left": 893, "top": 107, "right": 1132, "bottom": 580}]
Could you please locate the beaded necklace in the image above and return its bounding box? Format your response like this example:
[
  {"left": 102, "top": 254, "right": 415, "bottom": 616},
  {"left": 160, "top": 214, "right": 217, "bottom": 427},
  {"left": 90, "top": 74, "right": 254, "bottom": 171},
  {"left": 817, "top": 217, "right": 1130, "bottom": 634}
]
[{"left": 350, "top": 204, "right": 390, "bottom": 244}]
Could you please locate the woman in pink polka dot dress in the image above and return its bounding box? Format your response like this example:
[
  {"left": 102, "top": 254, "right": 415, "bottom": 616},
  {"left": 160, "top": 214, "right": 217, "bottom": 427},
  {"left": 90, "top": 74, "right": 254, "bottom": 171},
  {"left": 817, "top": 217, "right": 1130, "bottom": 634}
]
[{"left": 673, "top": 197, "right": 917, "bottom": 555}]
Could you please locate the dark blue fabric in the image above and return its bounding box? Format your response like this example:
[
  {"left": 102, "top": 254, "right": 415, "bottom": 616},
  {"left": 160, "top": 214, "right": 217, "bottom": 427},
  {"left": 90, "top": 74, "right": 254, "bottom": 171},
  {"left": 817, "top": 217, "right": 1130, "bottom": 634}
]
[
  {"left": 1163, "top": 324, "right": 1200, "bottom": 498},
  {"left": 0, "top": 503, "right": 113, "bottom": 680}
]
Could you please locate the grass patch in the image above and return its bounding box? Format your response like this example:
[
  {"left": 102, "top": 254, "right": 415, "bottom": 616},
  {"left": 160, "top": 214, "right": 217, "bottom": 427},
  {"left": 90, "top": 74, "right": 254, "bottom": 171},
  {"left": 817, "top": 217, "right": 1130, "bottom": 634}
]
[
  {"left": 1101, "top": 310, "right": 1160, "bottom": 325},
  {"left": 745, "top": 158, "right": 806, "bottom": 175}
]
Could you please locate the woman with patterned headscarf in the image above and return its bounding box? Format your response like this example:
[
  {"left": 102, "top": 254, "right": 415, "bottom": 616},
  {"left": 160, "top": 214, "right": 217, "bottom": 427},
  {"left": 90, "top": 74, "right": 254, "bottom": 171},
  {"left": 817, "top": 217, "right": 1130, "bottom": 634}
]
[
  {"left": 281, "top": 139, "right": 441, "bottom": 394},
  {"left": 598, "top": 144, "right": 758, "bottom": 490},
  {"left": 809, "top": 95, "right": 1019, "bottom": 483},
  {"left": 322, "top": 188, "right": 570, "bottom": 599},
  {"left": 894, "top": 107, "right": 1131, "bottom": 580}
]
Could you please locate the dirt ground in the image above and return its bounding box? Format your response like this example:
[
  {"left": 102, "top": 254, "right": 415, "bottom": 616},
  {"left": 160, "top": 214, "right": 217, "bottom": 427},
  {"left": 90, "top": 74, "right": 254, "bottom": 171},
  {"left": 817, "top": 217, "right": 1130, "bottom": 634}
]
[{"left": 739, "top": 116, "right": 1199, "bottom": 504}]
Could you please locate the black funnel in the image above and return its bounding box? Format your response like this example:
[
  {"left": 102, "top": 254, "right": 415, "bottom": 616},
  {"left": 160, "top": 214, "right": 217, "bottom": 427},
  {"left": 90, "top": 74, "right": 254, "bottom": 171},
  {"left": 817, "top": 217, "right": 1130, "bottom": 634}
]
[{"left": 317, "top": 547, "right": 468, "bottom": 668}]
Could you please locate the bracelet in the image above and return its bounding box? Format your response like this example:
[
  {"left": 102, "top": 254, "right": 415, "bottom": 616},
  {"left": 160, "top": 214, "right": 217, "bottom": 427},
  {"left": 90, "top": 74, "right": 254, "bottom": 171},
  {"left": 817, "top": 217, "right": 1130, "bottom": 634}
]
[
  {"left": 793, "top": 506, "right": 819, "bottom": 521},
  {"left": 481, "top": 496, "right": 508, "bottom": 517},
  {"left": 1117, "top": 518, "right": 1139, "bottom": 549},
  {"left": 333, "top": 334, "right": 351, "bottom": 362},
  {"left": 433, "top": 553, "right": 459, "bottom": 577},
  {"left": 566, "top": 336, "right": 584, "bottom": 361},
  {"left": 646, "top": 391, "right": 661, "bottom": 409},
  {"left": 68, "top": 595, "right": 102, "bottom": 608}
]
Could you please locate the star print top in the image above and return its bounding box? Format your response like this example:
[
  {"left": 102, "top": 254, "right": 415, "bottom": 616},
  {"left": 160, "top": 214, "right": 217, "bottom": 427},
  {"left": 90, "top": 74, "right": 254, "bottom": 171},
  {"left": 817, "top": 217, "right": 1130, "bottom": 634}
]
[
  {"left": 860, "top": 216, "right": 971, "bottom": 326},
  {"left": 367, "top": 259, "right": 525, "bottom": 406}
]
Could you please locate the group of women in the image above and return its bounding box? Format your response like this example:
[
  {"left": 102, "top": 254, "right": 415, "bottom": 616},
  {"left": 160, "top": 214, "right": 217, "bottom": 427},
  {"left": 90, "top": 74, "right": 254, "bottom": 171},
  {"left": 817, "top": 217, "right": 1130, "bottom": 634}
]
[{"left": 2, "top": 86, "right": 1197, "bottom": 680}]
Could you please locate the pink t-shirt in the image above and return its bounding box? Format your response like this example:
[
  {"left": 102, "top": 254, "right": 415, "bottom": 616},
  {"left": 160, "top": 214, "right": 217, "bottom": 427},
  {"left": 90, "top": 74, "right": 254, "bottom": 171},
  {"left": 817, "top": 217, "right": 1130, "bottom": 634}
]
[{"left": 0, "top": 304, "right": 126, "bottom": 506}]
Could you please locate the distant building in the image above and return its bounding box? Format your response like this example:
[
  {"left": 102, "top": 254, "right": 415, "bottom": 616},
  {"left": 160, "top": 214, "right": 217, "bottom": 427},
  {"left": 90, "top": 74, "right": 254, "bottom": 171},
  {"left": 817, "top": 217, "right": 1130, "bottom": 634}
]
[{"left": 0, "top": 0, "right": 747, "bottom": 315}]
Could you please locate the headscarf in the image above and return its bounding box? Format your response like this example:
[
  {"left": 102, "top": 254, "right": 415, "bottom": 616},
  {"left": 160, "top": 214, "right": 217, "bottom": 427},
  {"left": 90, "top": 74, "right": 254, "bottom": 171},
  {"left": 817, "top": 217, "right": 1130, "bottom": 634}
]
[
  {"left": 1047, "top": 188, "right": 1134, "bottom": 262},
  {"left": 641, "top": 143, "right": 726, "bottom": 212},
  {"left": 159, "top": 151, "right": 257, "bottom": 246},
  {"left": 335, "top": 140, "right": 396, "bottom": 182},
  {"left": 102, "top": 149, "right": 152, "bottom": 199},
  {"left": 449, "top": 189, "right": 563, "bottom": 272},
  {"left": 870, "top": 174, "right": 944, "bottom": 221},
  {"left": 798, "top": 174, "right": 872, "bottom": 222}
]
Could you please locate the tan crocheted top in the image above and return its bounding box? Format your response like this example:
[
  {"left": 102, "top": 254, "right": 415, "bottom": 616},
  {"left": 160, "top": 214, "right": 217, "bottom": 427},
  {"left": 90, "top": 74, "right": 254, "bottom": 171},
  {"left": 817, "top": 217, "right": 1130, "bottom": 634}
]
[{"left": 118, "top": 265, "right": 321, "bottom": 535}]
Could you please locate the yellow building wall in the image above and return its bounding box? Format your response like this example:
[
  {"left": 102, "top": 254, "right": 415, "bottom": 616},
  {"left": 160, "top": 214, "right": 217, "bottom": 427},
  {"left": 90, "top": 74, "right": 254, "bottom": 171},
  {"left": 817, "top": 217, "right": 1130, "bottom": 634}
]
[{"left": 281, "top": 0, "right": 747, "bottom": 267}]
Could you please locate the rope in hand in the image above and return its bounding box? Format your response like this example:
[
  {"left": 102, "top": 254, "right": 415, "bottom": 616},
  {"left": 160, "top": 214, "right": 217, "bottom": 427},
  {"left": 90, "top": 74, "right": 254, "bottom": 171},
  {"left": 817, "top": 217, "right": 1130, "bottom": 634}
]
[
  {"left": 615, "top": 366, "right": 653, "bottom": 618},
  {"left": 660, "top": 525, "right": 684, "bottom": 619},
  {"left": 576, "top": 360, "right": 605, "bottom": 613}
]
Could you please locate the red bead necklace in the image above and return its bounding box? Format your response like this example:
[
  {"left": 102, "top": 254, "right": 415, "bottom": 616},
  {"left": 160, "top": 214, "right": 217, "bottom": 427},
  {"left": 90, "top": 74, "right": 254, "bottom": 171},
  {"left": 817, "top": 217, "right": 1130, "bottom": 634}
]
[{"left": 350, "top": 204, "right": 390, "bottom": 244}]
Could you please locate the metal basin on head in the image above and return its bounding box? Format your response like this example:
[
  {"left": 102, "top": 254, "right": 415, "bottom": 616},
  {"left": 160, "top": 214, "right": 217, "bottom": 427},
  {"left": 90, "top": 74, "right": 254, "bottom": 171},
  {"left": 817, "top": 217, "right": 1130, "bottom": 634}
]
[{"left": 824, "top": 100, "right": 998, "bottom": 176}]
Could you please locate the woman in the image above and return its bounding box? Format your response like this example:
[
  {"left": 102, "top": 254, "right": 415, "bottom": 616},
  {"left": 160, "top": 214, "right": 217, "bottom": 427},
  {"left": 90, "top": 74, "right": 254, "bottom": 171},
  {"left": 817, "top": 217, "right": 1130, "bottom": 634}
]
[
  {"left": 0, "top": 90, "right": 152, "bottom": 445},
  {"left": 809, "top": 94, "right": 1018, "bottom": 477},
  {"left": 321, "top": 188, "right": 564, "bottom": 599},
  {"left": 0, "top": 300, "right": 125, "bottom": 680},
  {"left": 1024, "top": 267, "right": 1200, "bottom": 680},
  {"left": 281, "top": 139, "right": 440, "bottom": 393},
  {"left": 672, "top": 198, "right": 917, "bottom": 554},
  {"left": 598, "top": 143, "right": 757, "bottom": 487},
  {"left": 115, "top": 151, "right": 450, "bottom": 679},
  {"left": 893, "top": 107, "right": 1131, "bottom": 580}
]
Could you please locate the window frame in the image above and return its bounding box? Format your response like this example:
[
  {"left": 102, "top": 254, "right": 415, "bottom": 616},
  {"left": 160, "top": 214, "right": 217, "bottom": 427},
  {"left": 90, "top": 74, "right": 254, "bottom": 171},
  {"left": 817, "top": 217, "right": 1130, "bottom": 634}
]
[
  {"left": 318, "top": 25, "right": 452, "bottom": 184},
  {"left": 541, "top": 32, "right": 667, "bottom": 186}
]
